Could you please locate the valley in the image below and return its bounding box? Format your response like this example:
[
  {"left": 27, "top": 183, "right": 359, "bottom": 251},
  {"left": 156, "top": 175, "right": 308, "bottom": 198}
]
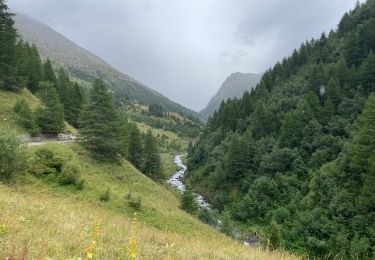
[{"left": 1, "top": 0, "right": 374, "bottom": 259}]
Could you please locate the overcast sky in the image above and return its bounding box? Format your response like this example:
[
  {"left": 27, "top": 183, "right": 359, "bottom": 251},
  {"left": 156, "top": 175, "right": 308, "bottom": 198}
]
[{"left": 9, "top": 0, "right": 359, "bottom": 111}]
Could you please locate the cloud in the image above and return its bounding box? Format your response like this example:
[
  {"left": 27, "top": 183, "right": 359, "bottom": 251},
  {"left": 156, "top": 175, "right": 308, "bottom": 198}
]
[{"left": 9, "top": 0, "right": 358, "bottom": 111}]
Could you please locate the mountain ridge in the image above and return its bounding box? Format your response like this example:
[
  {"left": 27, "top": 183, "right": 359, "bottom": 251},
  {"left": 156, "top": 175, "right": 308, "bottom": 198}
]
[
  {"left": 200, "top": 72, "right": 262, "bottom": 119},
  {"left": 14, "top": 13, "right": 201, "bottom": 118}
]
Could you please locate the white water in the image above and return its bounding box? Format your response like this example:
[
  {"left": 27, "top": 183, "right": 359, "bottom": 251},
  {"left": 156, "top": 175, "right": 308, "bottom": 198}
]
[{"left": 167, "top": 154, "right": 211, "bottom": 208}]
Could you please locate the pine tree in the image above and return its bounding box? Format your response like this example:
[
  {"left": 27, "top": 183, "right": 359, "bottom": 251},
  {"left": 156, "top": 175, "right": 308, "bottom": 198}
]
[
  {"left": 26, "top": 44, "right": 42, "bottom": 93},
  {"left": 142, "top": 130, "right": 162, "bottom": 180},
  {"left": 42, "top": 58, "right": 57, "bottom": 85},
  {"left": 79, "top": 79, "right": 120, "bottom": 161},
  {"left": 128, "top": 124, "right": 143, "bottom": 169},
  {"left": 0, "top": 0, "right": 19, "bottom": 91},
  {"left": 359, "top": 51, "right": 375, "bottom": 93},
  {"left": 326, "top": 76, "right": 341, "bottom": 111},
  {"left": 349, "top": 94, "right": 375, "bottom": 173},
  {"left": 180, "top": 184, "right": 198, "bottom": 214},
  {"left": 56, "top": 68, "right": 84, "bottom": 126},
  {"left": 35, "top": 81, "right": 65, "bottom": 133}
]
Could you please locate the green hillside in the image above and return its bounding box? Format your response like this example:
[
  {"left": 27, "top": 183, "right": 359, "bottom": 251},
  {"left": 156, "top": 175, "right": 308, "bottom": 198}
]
[
  {"left": 0, "top": 142, "right": 297, "bottom": 259},
  {"left": 187, "top": 0, "right": 375, "bottom": 259}
]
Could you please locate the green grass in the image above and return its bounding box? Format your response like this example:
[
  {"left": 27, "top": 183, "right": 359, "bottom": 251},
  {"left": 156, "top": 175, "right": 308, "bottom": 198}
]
[{"left": 0, "top": 142, "right": 298, "bottom": 259}]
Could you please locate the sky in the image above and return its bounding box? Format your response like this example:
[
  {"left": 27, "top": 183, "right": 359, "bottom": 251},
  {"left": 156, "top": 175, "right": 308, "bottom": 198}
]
[{"left": 9, "top": 0, "right": 359, "bottom": 111}]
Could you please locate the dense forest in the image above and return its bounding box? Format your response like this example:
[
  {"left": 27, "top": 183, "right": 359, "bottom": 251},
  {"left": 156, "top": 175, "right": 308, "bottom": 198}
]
[{"left": 187, "top": 1, "right": 375, "bottom": 258}]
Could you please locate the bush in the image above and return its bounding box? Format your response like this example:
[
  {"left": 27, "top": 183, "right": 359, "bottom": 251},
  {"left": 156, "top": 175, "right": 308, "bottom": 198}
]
[
  {"left": 100, "top": 188, "right": 111, "bottom": 201},
  {"left": 76, "top": 179, "right": 85, "bottom": 190},
  {"left": 266, "top": 220, "right": 282, "bottom": 249},
  {"left": 58, "top": 162, "right": 81, "bottom": 185},
  {"left": 198, "top": 208, "right": 219, "bottom": 227},
  {"left": 126, "top": 193, "right": 142, "bottom": 210},
  {"left": 0, "top": 128, "right": 24, "bottom": 181},
  {"left": 28, "top": 144, "right": 72, "bottom": 176},
  {"left": 180, "top": 185, "right": 198, "bottom": 214}
]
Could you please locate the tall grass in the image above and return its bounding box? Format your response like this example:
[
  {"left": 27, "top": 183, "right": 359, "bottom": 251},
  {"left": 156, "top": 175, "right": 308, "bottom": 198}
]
[{"left": 0, "top": 143, "right": 299, "bottom": 259}]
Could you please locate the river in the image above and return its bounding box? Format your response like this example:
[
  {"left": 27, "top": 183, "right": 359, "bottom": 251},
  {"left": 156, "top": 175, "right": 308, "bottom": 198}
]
[{"left": 167, "top": 154, "right": 211, "bottom": 208}]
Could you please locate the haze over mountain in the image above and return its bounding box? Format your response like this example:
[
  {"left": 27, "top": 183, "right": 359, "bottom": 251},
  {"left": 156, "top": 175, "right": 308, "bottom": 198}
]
[
  {"left": 8, "top": 1, "right": 359, "bottom": 111},
  {"left": 200, "top": 72, "right": 262, "bottom": 118},
  {"left": 14, "top": 13, "right": 200, "bottom": 118}
]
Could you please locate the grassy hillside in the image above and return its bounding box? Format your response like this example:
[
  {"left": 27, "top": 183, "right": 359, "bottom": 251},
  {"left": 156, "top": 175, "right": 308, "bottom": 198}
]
[{"left": 0, "top": 142, "right": 297, "bottom": 259}]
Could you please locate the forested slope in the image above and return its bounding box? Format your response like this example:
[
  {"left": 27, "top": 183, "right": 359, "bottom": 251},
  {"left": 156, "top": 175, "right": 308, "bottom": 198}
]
[{"left": 187, "top": 1, "right": 375, "bottom": 258}]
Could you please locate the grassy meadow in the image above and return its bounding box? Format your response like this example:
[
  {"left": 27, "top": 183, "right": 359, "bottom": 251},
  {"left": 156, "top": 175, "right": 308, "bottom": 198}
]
[{"left": 0, "top": 142, "right": 298, "bottom": 259}]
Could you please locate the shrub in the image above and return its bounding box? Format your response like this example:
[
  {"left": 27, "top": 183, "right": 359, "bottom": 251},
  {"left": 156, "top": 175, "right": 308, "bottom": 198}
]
[
  {"left": 220, "top": 209, "right": 233, "bottom": 236},
  {"left": 266, "top": 220, "right": 282, "bottom": 249},
  {"left": 28, "top": 144, "right": 72, "bottom": 176},
  {"left": 76, "top": 179, "right": 85, "bottom": 190},
  {"left": 180, "top": 185, "right": 198, "bottom": 214},
  {"left": 100, "top": 189, "right": 111, "bottom": 201},
  {"left": 126, "top": 193, "right": 142, "bottom": 210},
  {"left": 0, "top": 128, "right": 24, "bottom": 181},
  {"left": 58, "top": 162, "right": 81, "bottom": 185},
  {"left": 198, "top": 208, "right": 219, "bottom": 227}
]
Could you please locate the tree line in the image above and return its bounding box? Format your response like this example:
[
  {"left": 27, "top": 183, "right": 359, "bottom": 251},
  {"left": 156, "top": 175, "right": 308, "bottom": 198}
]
[{"left": 187, "top": 0, "right": 375, "bottom": 259}]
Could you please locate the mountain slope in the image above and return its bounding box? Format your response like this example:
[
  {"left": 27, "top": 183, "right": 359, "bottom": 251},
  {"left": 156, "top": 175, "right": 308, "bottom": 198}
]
[
  {"left": 0, "top": 140, "right": 297, "bottom": 259},
  {"left": 188, "top": 0, "right": 375, "bottom": 258},
  {"left": 200, "top": 72, "right": 262, "bottom": 119},
  {"left": 14, "top": 13, "right": 201, "bottom": 118}
]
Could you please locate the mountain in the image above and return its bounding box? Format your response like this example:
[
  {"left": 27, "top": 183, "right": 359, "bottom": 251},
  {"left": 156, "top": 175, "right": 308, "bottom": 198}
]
[
  {"left": 200, "top": 72, "right": 262, "bottom": 119},
  {"left": 14, "top": 13, "right": 201, "bottom": 118},
  {"left": 188, "top": 0, "right": 375, "bottom": 258}
]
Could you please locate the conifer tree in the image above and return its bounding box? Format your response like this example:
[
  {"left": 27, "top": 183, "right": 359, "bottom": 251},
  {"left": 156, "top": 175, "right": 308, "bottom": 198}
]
[
  {"left": 42, "top": 59, "right": 57, "bottom": 85},
  {"left": 35, "top": 81, "right": 65, "bottom": 133},
  {"left": 26, "top": 44, "right": 42, "bottom": 93},
  {"left": 180, "top": 184, "right": 198, "bottom": 214},
  {"left": 142, "top": 129, "right": 162, "bottom": 180},
  {"left": 128, "top": 124, "right": 143, "bottom": 169},
  {"left": 0, "top": 0, "right": 19, "bottom": 91},
  {"left": 79, "top": 79, "right": 120, "bottom": 161},
  {"left": 359, "top": 51, "right": 375, "bottom": 93},
  {"left": 56, "top": 68, "right": 84, "bottom": 126}
]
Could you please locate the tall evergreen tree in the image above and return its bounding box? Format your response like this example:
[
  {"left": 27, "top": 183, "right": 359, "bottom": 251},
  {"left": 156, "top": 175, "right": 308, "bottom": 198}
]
[
  {"left": 35, "top": 81, "right": 65, "bottom": 133},
  {"left": 42, "top": 58, "right": 57, "bottom": 85},
  {"left": 26, "top": 44, "right": 42, "bottom": 93},
  {"left": 142, "top": 129, "right": 162, "bottom": 180},
  {"left": 359, "top": 51, "right": 375, "bottom": 93},
  {"left": 0, "top": 0, "right": 19, "bottom": 91},
  {"left": 56, "top": 68, "right": 84, "bottom": 126},
  {"left": 79, "top": 79, "right": 119, "bottom": 161},
  {"left": 127, "top": 124, "right": 143, "bottom": 169}
]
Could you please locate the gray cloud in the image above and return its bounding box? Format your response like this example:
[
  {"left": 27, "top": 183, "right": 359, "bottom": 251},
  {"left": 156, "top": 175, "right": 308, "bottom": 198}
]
[{"left": 9, "top": 0, "right": 358, "bottom": 110}]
